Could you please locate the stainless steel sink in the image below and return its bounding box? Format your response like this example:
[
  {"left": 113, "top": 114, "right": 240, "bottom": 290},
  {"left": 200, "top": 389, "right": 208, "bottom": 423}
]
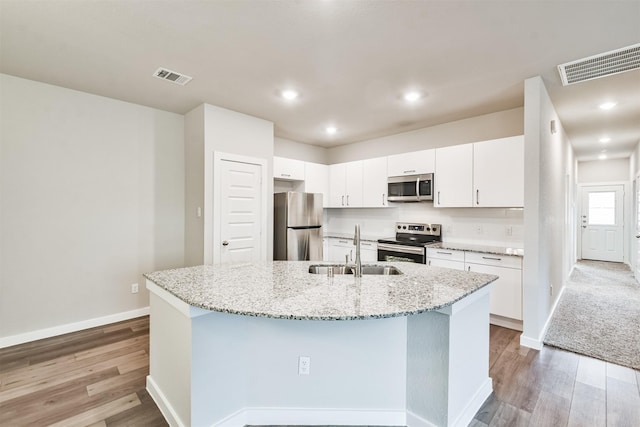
[
  {"left": 360, "top": 265, "right": 402, "bottom": 275},
  {"left": 308, "top": 264, "right": 402, "bottom": 275}
]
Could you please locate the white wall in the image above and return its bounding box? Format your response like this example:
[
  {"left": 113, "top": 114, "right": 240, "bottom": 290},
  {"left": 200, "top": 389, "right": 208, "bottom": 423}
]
[
  {"left": 521, "top": 76, "right": 576, "bottom": 349},
  {"left": 327, "top": 107, "right": 524, "bottom": 163},
  {"left": 275, "top": 137, "right": 328, "bottom": 164},
  {"left": 0, "top": 74, "right": 185, "bottom": 340},
  {"left": 578, "top": 158, "right": 630, "bottom": 183},
  {"left": 184, "top": 103, "right": 274, "bottom": 265}
]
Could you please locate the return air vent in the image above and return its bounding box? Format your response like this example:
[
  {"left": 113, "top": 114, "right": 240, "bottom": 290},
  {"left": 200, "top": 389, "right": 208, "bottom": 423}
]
[
  {"left": 558, "top": 43, "right": 640, "bottom": 86},
  {"left": 153, "top": 67, "right": 192, "bottom": 86}
]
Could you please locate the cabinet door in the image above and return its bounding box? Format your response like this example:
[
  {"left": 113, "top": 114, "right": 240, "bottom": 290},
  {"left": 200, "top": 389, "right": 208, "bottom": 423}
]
[
  {"left": 473, "top": 136, "right": 524, "bottom": 207},
  {"left": 274, "top": 156, "right": 305, "bottom": 180},
  {"left": 328, "top": 164, "right": 347, "bottom": 207},
  {"left": 344, "top": 161, "right": 363, "bottom": 207},
  {"left": 328, "top": 238, "right": 353, "bottom": 262},
  {"left": 362, "top": 157, "right": 388, "bottom": 207},
  {"left": 305, "top": 162, "right": 329, "bottom": 207},
  {"left": 427, "top": 258, "right": 465, "bottom": 270},
  {"left": 360, "top": 241, "right": 378, "bottom": 262},
  {"left": 434, "top": 144, "right": 473, "bottom": 207},
  {"left": 467, "top": 263, "right": 522, "bottom": 320},
  {"left": 387, "top": 149, "right": 435, "bottom": 176}
]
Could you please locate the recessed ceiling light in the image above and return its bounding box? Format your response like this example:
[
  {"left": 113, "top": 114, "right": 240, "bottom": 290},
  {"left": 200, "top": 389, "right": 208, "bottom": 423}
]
[
  {"left": 325, "top": 126, "right": 337, "bottom": 135},
  {"left": 598, "top": 154, "right": 607, "bottom": 160},
  {"left": 599, "top": 101, "right": 617, "bottom": 110},
  {"left": 599, "top": 137, "right": 611, "bottom": 143},
  {"left": 281, "top": 89, "right": 299, "bottom": 100},
  {"left": 403, "top": 91, "right": 421, "bottom": 102}
]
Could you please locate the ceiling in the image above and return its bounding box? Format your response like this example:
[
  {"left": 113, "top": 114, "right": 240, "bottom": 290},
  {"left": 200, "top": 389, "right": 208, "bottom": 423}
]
[{"left": 1, "top": 1, "right": 639, "bottom": 161}]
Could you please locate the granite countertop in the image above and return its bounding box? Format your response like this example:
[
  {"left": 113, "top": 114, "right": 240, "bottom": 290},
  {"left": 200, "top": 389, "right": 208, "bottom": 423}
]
[
  {"left": 144, "top": 261, "right": 497, "bottom": 321},
  {"left": 427, "top": 242, "right": 524, "bottom": 257}
]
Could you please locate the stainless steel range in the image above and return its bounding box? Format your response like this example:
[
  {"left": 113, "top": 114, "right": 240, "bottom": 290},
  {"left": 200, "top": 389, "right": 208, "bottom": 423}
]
[{"left": 377, "top": 222, "right": 442, "bottom": 264}]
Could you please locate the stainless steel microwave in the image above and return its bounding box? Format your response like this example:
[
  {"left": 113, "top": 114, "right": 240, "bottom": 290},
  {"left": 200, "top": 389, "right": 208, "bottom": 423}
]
[{"left": 387, "top": 173, "right": 434, "bottom": 202}]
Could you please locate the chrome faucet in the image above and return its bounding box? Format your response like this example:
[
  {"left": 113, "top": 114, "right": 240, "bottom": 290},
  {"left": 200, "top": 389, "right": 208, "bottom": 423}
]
[{"left": 353, "top": 224, "right": 362, "bottom": 277}]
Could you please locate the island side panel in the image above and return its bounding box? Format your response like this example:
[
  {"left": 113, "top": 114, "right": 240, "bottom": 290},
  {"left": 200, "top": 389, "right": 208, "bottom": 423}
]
[
  {"left": 190, "top": 312, "right": 409, "bottom": 425},
  {"left": 406, "top": 285, "right": 493, "bottom": 427},
  {"left": 147, "top": 292, "right": 193, "bottom": 427}
]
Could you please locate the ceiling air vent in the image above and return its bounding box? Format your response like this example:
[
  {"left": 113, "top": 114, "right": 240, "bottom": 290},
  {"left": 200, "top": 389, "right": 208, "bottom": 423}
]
[
  {"left": 153, "top": 67, "right": 192, "bottom": 86},
  {"left": 557, "top": 43, "right": 640, "bottom": 86}
]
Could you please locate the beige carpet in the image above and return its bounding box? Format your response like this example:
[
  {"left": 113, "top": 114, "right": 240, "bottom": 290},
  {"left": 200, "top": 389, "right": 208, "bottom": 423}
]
[{"left": 544, "top": 260, "right": 640, "bottom": 370}]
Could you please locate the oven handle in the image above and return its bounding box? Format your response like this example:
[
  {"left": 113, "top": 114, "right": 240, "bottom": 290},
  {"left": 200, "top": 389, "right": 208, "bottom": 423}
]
[{"left": 377, "top": 243, "right": 425, "bottom": 255}]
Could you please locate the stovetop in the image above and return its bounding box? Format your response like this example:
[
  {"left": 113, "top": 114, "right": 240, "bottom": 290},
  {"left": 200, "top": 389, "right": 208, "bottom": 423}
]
[{"left": 378, "top": 222, "right": 442, "bottom": 247}]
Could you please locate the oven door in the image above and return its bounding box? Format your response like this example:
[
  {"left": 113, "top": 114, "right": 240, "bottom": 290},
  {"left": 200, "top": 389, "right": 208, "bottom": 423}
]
[{"left": 377, "top": 242, "right": 426, "bottom": 263}]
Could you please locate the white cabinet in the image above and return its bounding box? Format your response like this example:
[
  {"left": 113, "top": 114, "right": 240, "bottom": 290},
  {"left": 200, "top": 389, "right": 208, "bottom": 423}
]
[
  {"left": 434, "top": 143, "right": 474, "bottom": 207},
  {"left": 426, "top": 247, "right": 465, "bottom": 270},
  {"left": 387, "top": 149, "right": 435, "bottom": 177},
  {"left": 434, "top": 136, "right": 524, "bottom": 208},
  {"left": 273, "top": 156, "right": 304, "bottom": 180},
  {"left": 465, "top": 252, "right": 522, "bottom": 321},
  {"left": 362, "top": 157, "right": 388, "bottom": 207},
  {"left": 329, "top": 161, "right": 363, "bottom": 208},
  {"left": 327, "top": 237, "right": 354, "bottom": 262},
  {"left": 473, "top": 136, "right": 524, "bottom": 207},
  {"left": 360, "top": 241, "right": 378, "bottom": 262},
  {"left": 304, "top": 162, "right": 329, "bottom": 207}
]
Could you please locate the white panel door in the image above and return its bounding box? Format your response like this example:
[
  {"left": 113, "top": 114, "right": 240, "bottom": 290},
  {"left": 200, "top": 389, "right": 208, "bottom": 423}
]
[
  {"left": 220, "top": 160, "right": 263, "bottom": 263},
  {"left": 581, "top": 185, "right": 624, "bottom": 262}
]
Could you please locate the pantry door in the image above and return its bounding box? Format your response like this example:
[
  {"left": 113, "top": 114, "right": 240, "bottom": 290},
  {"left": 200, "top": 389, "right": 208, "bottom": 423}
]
[
  {"left": 215, "top": 154, "right": 267, "bottom": 264},
  {"left": 580, "top": 185, "right": 624, "bottom": 262}
]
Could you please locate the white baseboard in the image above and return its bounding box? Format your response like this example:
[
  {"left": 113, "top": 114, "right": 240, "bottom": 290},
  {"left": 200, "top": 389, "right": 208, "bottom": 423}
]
[
  {"left": 490, "top": 314, "right": 523, "bottom": 331},
  {"left": 520, "top": 283, "right": 567, "bottom": 350},
  {"left": 0, "top": 307, "right": 149, "bottom": 348},
  {"left": 217, "top": 407, "right": 406, "bottom": 427},
  {"left": 406, "top": 410, "right": 438, "bottom": 427},
  {"left": 451, "top": 377, "right": 493, "bottom": 427},
  {"left": 147, "top": 375, "right": 187, "bottom": 427}
]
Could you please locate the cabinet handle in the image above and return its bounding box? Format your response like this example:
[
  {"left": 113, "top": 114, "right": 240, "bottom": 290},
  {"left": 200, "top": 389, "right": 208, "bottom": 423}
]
[
  {"left": 341, "top": 195, "right": 345, "bottom": 206},
  {"left": 482, "top": 256, "right": 502, "bottom": 261},
  {"left": 476, "top": 189, "right": 480, "bottom": 205},
  {"left": 338, "top": 240, "right": 349, "bottom": 244},
  {"left": 428, "top": 260, "right": 431, "bottom": 266},
  {"left": 467, "top": 266, "right": 471, "bottom": 272},
  {"left": 281, "top": 173, "right": 291, "bottom": 177},
  {"left": 404, "top": 169, "right": 416, "bottom": 174},
  {"left": 382, "top": 193, "right": 386, "bottom": 206},
  {"left": 437, "top": 251, "right": 452, "bottom": 255},
  {"left": 350, "top": 249, "right": 353, "bottom": 261},
  {"left": 346, "top": 195, "right": 350, "bottom": 206},
  {"left": 438, "top": 191, "right": 441, "bottom": 205}
]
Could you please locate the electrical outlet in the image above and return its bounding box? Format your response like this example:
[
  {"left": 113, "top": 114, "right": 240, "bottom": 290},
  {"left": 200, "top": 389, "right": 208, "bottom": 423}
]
[
  {"left": 131, "top": 283, "right": 139, "bottom": 294},
  {"left": 476, "top": 225, "right": 483, "bottom": 234},
  {"left": 506, "top": 226, "right": 513, "bottom": 236},
  {"left": 298, "top": 356, "right": 310, "bottom": 375}
]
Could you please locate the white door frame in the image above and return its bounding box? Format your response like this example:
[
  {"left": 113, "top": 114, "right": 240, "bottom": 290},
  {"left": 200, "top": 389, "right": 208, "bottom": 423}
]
[
  {"left": 634, "top": 173, "right": 640, "bottom": 280},
  {"left": 210, "top": 151, "right": 268, "bottom": 264},
  {"left": 577, "top": 181, "right": 631, "bottom": 264}
]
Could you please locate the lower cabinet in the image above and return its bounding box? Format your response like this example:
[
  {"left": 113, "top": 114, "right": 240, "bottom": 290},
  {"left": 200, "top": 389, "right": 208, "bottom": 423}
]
[
  {"left": 427, "top": 248, "right": 523, "bottom": 323},
  {"left": 427, "top": 248, "right": 465, "bottom": 270},
  {"left": 327, "top": 237, "right": 377, "bottom": 263},
  {"left": 465, "top": 252, "right": 523, "bottom": 321}
]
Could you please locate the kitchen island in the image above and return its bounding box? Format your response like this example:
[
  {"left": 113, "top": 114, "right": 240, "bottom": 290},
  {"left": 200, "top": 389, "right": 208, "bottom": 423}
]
[{"left": 144, "top": 261, "right": 497, "bottom": 427}]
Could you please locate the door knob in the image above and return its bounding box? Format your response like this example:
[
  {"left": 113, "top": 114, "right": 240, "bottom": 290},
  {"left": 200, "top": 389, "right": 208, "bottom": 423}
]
[{"left": 222, "top": 241, "right": 229, "bottom": 246}]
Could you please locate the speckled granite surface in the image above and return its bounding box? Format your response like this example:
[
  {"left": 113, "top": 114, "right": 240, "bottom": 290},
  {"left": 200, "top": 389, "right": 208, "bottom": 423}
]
[
  {"left": 324, "top": 232, "right": 380, "bottom": 243},
  {"left": 427, "top": 242, "right": 524, "bottom": 257},
  {"left": 144, "top": 261, "right": 497, "bottom": 320}
]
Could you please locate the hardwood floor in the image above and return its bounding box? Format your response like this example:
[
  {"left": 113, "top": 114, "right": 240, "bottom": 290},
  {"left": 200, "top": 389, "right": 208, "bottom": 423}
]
[
  {"left": 1, "top": 317, "right": 639, "bottom": 426},
  {"left": 0, "top": 317, "right": 167, "bottom": 426}
]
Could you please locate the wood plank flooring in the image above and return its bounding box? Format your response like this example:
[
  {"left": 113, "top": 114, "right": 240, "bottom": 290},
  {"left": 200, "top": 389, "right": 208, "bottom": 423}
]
[{"left": 1, "top": 317, "right": 639, "bottom": 426}]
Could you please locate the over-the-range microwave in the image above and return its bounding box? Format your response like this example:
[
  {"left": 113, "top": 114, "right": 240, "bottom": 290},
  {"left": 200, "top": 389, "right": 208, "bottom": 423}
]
[{"left": 387, "top": 173, "right": 434, "bottom": 202}]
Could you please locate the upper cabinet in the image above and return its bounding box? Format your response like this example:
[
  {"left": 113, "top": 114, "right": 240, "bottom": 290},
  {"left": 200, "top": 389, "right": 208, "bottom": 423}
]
[
  {"left": 362, "top": 157, "right": 388, "bottom": 207},
  {"left": 435, "top": 136, "right": 524, "bottom": 208},
  {"left": 473, "top": 136, "right": 524, "bottom": 207},
  {"left": 435, "top": 143, "right": 474, "bottom": 207},
  {"left": 304, "top": 162, "right": 329, "bottom": 207},
  {"left": 329, "top": 161, "right": 363, "bottom": 207},
  {"left": 387, "top": 149, "right": 435, "bottom": 177},
  {"left": 273, "top": 156, "right": 304, "bottom": 180}
]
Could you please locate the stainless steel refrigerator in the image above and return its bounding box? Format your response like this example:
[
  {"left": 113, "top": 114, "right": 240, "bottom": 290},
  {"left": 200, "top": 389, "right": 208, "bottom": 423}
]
[{"left": 274, "top": 192, "right": 323, "bottom": 261}]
